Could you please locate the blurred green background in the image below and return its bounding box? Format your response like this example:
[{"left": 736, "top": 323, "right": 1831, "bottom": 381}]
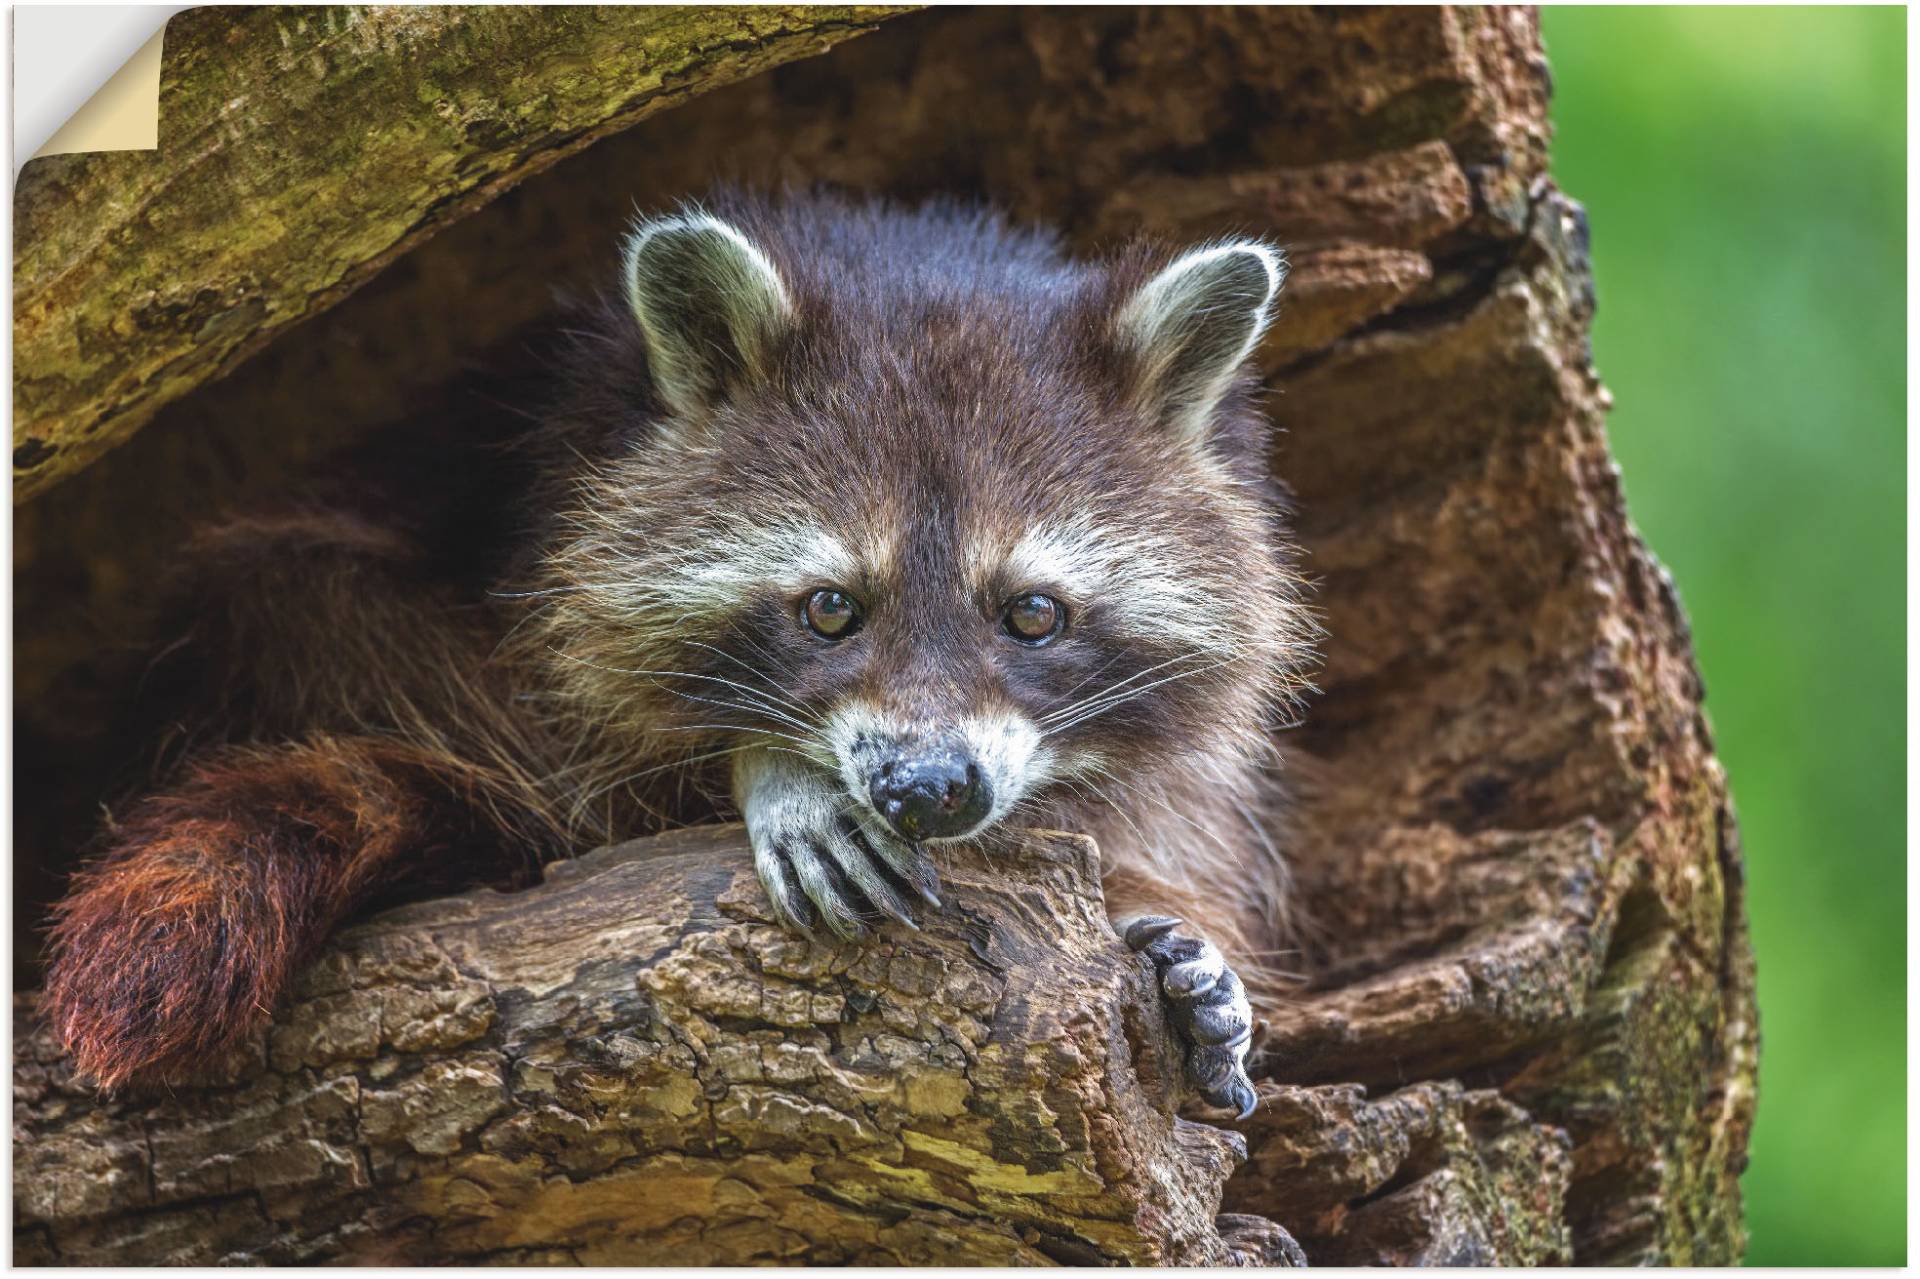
[{"left": 1542, "top": 6, "right": 1906, "bottom": 1266}]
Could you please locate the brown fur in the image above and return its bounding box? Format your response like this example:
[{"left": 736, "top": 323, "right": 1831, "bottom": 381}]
[
  {"left": 45, "top": 190, "right": 1314, "bottom": 1088},
  {"left": 46, "top": 737, "right": 512, "bottom": 1088}
]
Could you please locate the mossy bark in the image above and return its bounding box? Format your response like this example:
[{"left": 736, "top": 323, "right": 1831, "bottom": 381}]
[
  {"left": 13, "top": 6, "right": 1755, "bottom": 1265},
  {"left": 12, "top": 4, "right": 906, "bottom": 501}
]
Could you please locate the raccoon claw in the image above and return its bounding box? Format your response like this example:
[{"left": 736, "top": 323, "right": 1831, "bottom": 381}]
[
  {"left": 751, "top": 807, "right": 935, "bottom": 942},
  {"left": 1123, "top": 915, "right": 1258, "bottom": 1120},
  {"left": 1123, "top": 915, "right": 1182, "bottom": 949}
]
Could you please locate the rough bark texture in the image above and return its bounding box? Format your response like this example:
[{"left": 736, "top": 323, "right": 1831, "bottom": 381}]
[
  {"left": 13, "top": 5, "right": 1755, "bottom": 1266},
  {"left": 11, "top": 4, "right": 905, "bottom": 501},
  {"left": 15, "top": 828, "right": 1296, "bottom": 1266}
]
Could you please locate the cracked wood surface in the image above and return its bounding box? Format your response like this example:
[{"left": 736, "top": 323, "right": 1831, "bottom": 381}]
[
  {"left": 11, "top": 4, "right": 906, "bottom": 502},
  {"left": 14, "top": 6, "right": 1755, "bottom": 1264},
  {"left": 14, "top": 828, "right": 1290, "bottom": 1266}
]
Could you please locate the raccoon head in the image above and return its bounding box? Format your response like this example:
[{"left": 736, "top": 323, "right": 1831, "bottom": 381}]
[{"left": 538, "top": 197, "right": 1312, "bottom": 843}]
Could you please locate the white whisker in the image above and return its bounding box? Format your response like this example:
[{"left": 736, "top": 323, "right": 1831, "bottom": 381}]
[
  {"left": 1043, "top": 659, "right": 1239, "bottom": 737},
  {"left": 1041, "top": 650, "right": 1213, "bottom": 724}
]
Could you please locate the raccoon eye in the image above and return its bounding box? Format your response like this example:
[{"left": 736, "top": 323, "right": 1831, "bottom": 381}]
[
  {"left": 1002, "top": 593, "right": 1064, "bottom": 645},
  {"left": 802, "top": 588, "right": 862, "bottom": 640}
]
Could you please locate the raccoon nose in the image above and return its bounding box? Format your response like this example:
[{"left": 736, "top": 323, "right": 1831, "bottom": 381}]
[{"left": 869, "top": 749, "right": 992, "bottom": 841}]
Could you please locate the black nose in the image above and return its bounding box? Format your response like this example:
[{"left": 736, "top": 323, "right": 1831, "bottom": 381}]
[{"left": 869, "top": 749, "right": 992, "bottom": 841}]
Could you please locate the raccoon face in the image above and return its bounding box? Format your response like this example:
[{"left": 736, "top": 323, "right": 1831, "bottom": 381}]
[{"left": 543, "top": 201, "right": 1306, "bottom": 843}]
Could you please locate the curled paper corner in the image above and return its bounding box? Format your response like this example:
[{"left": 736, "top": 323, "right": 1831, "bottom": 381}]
[
  {"left": 33, "top": 26, "right": 165, "bottom": 160},
  {"left": 14, "top": 6, "right": 188, "bottom": 176}
]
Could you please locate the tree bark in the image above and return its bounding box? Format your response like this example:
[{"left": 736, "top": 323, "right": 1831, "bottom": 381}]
[
  {"left": 11, "top": 5, "right": 906, "bottom": 502},
  {"left": 14, "top": 828, "right": 1299, "bottom": 1266},
  {"left": 12, "top": 6, "right": 1756, "bottom": 1265}
]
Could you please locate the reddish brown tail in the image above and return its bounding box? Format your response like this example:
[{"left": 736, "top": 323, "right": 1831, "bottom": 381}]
[{"left": 44, "top": 735, "right": 525, "bottom": 1090}]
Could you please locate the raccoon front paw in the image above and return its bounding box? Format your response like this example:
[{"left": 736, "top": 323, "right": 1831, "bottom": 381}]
[
  {"left": 750, "top": 805, "right": 941, "bottom": 941},
  {"left": 1123, "top": 915, "right": 1258, "bottom": 1120}
]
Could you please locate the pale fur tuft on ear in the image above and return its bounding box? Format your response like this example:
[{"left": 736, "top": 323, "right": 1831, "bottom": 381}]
[
  {"left": 1116, "top": 240, "right": 1287, "bottom": 442},
  {"left": 621, "top": 211, "right": 794, "bottom": 419}
]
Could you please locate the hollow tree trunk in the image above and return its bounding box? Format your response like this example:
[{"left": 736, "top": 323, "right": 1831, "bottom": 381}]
[{"left": 12, "top": 6, "right": 1755, "bottom": 1266}]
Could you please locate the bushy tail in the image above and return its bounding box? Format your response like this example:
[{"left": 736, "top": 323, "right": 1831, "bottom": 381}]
[{"left": 44, "top": 735, "right": 528, "bottom": 1090}]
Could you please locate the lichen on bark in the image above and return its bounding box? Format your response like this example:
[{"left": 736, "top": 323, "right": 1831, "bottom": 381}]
[{"left": 12, "top": 4, "right": 907, "bottom": 501}]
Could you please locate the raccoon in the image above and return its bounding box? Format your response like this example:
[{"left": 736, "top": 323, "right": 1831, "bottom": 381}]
[{"left": 44, "top": 192, "right": 1313, "bottom": 1117}]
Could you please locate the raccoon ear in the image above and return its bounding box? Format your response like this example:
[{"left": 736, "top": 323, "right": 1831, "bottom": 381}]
[
  {"left": 1116, "top": 240, "right": 1286, "bottom": 442},
  {"left": 621, "top": 212, "right": 794, "bottom": 418}
]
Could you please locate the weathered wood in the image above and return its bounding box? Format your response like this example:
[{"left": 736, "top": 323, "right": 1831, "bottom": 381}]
[
  {"left": 12, "top": 6, "right": 1755, "bottom": 1264},
  {"left": 13, "top": 827, "right": 1295, "bottom": 1266},
  {"left": 11, "top": 4, "right": 906, "bottom": 501}
]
